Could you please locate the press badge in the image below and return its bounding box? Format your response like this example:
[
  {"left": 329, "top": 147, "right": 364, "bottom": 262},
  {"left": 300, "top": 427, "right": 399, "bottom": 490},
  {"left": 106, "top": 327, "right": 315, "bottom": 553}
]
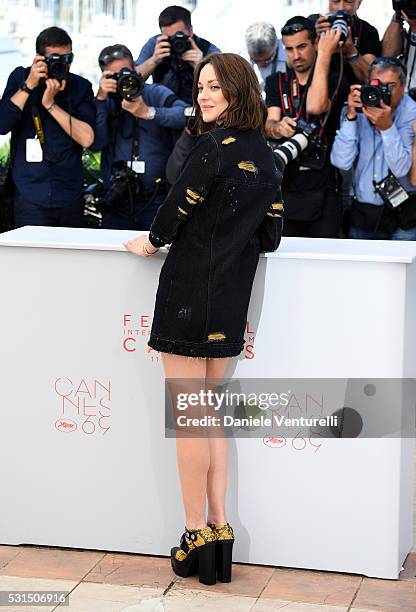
[
  {"left": 26, "top": 137, "right": 43, "bottom": 162},
  {"left": 127, "top": 160, "right": 145, "bottom": 173}
]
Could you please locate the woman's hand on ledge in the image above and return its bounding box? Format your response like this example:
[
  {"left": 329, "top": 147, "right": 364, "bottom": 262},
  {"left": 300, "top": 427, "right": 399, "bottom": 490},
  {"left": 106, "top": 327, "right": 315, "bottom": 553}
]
[{"left": 123, "top": 235, "right": 159, "bottom": 257}]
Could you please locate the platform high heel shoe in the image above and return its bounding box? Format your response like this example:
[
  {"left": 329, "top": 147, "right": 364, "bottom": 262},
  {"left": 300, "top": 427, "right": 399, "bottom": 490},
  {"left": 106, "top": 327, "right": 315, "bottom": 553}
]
[
  {"left": 208, "top": 523, "right": 235, "bottom": 582},
  {"left": 171, "top": 526, "right": 217, "bottom": 585}
]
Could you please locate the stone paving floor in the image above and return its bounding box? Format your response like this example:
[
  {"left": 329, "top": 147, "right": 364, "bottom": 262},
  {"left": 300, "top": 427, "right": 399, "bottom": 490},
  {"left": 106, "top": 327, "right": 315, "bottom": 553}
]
[{"left": 0, "top": 544, "right": 414, "bottom": 612}]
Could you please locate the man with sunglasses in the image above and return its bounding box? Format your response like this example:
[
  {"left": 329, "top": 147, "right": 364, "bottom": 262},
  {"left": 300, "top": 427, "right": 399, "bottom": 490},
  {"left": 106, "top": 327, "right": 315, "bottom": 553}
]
[
  {"left": 135, "top": 5, "right": 220, "bottom": 105},
  {"left": 92, "top": 44, "right": 187, "bottom": 230},
  {"left": 312, "top": 0, "right": 381, "bottom": 84},
  {"left": 265, "top": 17, "right": 349, "bottom": 238},
  {"left": 331, "top": 57, "right": 416, "bottom": 239},
  {"left": 0, "top": 26, "right": 95, "bottom": 228}
]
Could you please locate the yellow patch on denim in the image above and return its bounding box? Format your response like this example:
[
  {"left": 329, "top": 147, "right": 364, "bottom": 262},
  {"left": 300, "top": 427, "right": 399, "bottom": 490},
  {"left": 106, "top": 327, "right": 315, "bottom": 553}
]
[
  {"left": 222, "top": 137, "right": 236, "bottom": 145},
  {"left": 238, "top": 161, "right": 258, "bottom": 173},
  {"left": 207, "top": 332, "right": 226, "bottom": 341}
]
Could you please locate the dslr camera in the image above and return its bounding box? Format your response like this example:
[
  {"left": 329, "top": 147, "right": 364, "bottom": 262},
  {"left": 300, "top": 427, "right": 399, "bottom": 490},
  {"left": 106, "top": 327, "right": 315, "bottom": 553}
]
[
  {"left": 46, "top": 52, "right": 73, "bottom": 82},
  {"left": 360, "top": 79, "right": 393, "bottom": 108},
  {"left": 269, "top": 119, "right": 325, "bottom": 171},
  {"left": 393, "top": 0, "right": 416, "bottom": 19},
  {"left": 168, "top": 31, "right": 191, "bottom": 57},
  {"left": 326, "top": 9, "right": 353, "bottom": 42},
  {"left": 88, "top": 162, "right": 144, "bottom": 215},
  {"left": 107, "top": 68, "right": 144, "bottom": 101}
]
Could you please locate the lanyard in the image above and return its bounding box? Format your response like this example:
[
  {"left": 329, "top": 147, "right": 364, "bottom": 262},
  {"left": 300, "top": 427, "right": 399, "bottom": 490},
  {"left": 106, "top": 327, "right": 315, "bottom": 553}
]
[
  {"left": 352, "top": 16, "right": 363, "bottom": 49},
  {"left": 278, "top": 67, "right": 328, "bottom": 137},
  {"left": 31, "top": 104, "right": 53, "bottom": 161}
]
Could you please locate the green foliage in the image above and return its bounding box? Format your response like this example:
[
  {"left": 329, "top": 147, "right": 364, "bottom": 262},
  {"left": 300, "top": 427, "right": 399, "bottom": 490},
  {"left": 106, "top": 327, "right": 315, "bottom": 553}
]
[
  {"left": 0, "top": 140, "right": 10, "bottom": 165},
  {"left": 82, "top": 149, "right": 101, "bottom": 186}
]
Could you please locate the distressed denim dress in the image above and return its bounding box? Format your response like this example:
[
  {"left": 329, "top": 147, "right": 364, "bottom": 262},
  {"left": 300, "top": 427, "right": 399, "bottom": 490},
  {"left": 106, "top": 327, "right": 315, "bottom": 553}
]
[{"left": 147, "top": 127, "right": 283, "bottom": 358}]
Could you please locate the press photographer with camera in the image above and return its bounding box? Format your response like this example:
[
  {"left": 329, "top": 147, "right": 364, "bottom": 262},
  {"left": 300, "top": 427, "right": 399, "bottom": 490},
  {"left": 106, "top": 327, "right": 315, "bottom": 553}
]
[
  {"left": 91, "top": 44, "right": 187, "bottom": 230},
  {"left": 135, "top": 5, "right": 220, "bottom": 105},
  {"left": 331, "top": 57, "right": 416, "bottom": 239},
  {"left": 312, "top": 0, "right": 381, "bottom": 84},
  {"left": 265, "top": 17, "right": 349, "bottom": 238},
  {"left": 0, "top": 26, "right": 95, "bottom": 228},
  {"left": 382, "top": 1, "right": 416, "bottom": 95}
]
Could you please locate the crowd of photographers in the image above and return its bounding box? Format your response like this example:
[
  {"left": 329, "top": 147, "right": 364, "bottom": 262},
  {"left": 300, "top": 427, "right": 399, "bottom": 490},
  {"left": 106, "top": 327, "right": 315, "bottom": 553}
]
[{"left": 2, "top": 1, "right": 416, "bottom": 240}]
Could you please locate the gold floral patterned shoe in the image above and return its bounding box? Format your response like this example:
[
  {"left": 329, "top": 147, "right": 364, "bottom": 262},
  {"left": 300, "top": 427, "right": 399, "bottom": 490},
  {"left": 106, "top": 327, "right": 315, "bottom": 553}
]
[
  {"left": 208, "top": 522, "right": 235, "bottom": 582},
  {"left": 171, "top": 526, "right": 217, "bottom": 585}
]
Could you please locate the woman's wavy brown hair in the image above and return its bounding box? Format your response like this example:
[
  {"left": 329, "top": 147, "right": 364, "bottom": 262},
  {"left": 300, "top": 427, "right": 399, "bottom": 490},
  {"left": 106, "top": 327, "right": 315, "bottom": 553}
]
[{"left": 191, "top": 52, "right": 267, "bottom": 134}]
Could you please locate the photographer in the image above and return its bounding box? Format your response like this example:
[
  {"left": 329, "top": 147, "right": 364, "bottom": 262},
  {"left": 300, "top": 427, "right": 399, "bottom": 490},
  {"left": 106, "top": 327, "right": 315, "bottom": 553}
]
[
  {"left": 382, "top": 2, "right": 416, "bottom": 93},
  {"left": 92, "top": 44, "right": 187, "bottom": 230},
  {"left": 312, "top": 0, "right": 381, "bottom": 84},
  {"left": 265, "top": 17, "right": 349, "bottom": 238},
  {"left": 244, "top": 22, "right": 287, "bottom": 92},
  {"left": 135, "top": 5, "right": 220, "bottom": 105},
  {"left": 331, "top": 57, "right": 416, "bottom": 239},
  {"left": 0, "top": 26, "right": 95, "bottom": 228}
]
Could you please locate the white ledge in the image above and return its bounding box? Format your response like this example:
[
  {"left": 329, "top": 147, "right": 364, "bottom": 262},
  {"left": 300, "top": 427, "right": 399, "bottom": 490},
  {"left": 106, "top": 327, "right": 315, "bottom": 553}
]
[{"left": 1, "top": 226, "right": 416, "bottom": 264}]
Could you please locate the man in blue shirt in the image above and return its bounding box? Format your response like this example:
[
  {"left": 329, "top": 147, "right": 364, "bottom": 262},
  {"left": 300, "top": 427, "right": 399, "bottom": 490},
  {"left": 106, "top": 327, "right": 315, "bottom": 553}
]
[
  {"left": 0, "top": 26, "right": 95, "bottom": 228},
  {"left": 135, "top": 5, "right": 220, "bottom": 105},
  {"left": 331, "top": 57, "right": 416, "bottom": 239},
  {"left": 92, "top": 44, "right": 187, "bottom": 230}
]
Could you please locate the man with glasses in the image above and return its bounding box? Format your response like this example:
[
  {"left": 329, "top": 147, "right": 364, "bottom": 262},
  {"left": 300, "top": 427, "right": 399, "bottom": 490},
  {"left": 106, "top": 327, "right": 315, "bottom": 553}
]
[
  {"left": 0, "top": 26, "right": 95, "bottom": 228},
  {"left": 244, "top": 22, "right": 287, "bottom": 92},
  {"left": 265, "top": 16, "right": 348, "bottom": 238},
  {"left": 92, "top": 44, "right": 187, "bottom": 230},
  {"left": 135, "top": 5, "right": 220, "bottom": 105},
  {"left": 312, "top": 0, "right": 381, "bottom": 84},
  {"left": 331, "top": 57, "right": 416, "bottom": 239}
]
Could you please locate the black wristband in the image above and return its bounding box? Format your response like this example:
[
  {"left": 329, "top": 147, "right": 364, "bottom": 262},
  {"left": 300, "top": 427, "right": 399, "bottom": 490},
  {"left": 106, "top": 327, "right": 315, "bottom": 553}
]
[
  {"left": 148, "top": 229, "right": 166, "bottom": 248},
  {"left": 20, "top": 81, "right": 33, "bottom": 94}
]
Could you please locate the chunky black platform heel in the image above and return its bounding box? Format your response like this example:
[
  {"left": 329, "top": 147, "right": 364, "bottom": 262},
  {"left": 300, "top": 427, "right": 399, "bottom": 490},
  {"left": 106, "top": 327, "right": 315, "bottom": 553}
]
[
  {"left": 208, "top": 522, "right": 235, "bottom": 582},
  {"left": 171, "top": 526, "right": 217, "bottom": 585}
]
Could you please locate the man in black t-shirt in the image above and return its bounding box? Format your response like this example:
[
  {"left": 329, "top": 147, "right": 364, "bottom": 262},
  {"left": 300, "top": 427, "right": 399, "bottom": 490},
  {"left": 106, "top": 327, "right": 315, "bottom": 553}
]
[
  {"left": 311, "top": 0, "right": 381, "bottom": 84},
  {"left": 265, "top": 16, "right": 349, "bottom": 238}
]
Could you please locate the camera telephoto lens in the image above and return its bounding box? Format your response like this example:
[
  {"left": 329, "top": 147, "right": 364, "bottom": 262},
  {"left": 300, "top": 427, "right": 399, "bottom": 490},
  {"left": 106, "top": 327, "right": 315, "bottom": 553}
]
[
  {"left": 47, "top": 55, "right": 70, "bottom": 82},
  {"left": 117, "top": 71, "right": 144, "bottom": 101},
  {"left": 327, "top": 10, "right": 352, "bottom": 42},
  {"left": 361, "top": 86, "right": 382, "bottom": 107},
  {"left": 108, "top": 69, "right": 144, "bottom": 101},
  {"left": 169, "top": 32, "right": 191, "bottom": 56}
]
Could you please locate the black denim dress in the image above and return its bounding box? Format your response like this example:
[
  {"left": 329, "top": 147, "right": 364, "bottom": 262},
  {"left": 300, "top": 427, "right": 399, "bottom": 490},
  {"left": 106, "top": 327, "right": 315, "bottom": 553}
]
[{"left": 148, "top": 127, "right": 283, "bottom": 358}]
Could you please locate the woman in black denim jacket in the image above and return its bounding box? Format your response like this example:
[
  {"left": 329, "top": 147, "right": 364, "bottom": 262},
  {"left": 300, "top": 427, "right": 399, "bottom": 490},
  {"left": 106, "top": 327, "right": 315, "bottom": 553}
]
[{"left": 124, "top": 52, "right": 283, "bottom": 585}]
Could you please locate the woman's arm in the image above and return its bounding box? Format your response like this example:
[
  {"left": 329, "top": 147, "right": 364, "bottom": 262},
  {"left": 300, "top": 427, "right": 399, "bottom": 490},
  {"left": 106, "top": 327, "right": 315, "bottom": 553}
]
[
  {"left": 148, "top": 132, "right": 219, "bottom": 247},
  {"left": 124, "top": 132, "right": 219, "bottom": 256}
]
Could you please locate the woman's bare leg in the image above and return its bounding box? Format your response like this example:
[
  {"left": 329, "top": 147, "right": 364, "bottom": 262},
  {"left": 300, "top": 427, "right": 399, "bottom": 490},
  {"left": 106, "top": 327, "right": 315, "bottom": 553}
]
[
  {"left": 161, "top": 353, "right": 208, "bottom": 530},
  {"left": 206, "top": 358, "right": 229, "bottom": 525}
]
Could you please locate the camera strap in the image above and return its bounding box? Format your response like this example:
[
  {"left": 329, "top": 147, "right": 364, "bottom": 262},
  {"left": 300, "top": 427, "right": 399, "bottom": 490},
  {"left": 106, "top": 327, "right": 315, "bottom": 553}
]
[
  {"left": 352, "top": 16, "right": 363, "bottom": 49},
  {"left": 130, "top": 117, "right": 140, "bottom": 161},
  {"left": 30, "top": 100, "right": 55, "bottom": 162},
  {"left": 279, "top": 65, "right": 334, "bottom": 139},
  {"left": 405, "top": 29, "right": 416, "bottom": 90}
]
